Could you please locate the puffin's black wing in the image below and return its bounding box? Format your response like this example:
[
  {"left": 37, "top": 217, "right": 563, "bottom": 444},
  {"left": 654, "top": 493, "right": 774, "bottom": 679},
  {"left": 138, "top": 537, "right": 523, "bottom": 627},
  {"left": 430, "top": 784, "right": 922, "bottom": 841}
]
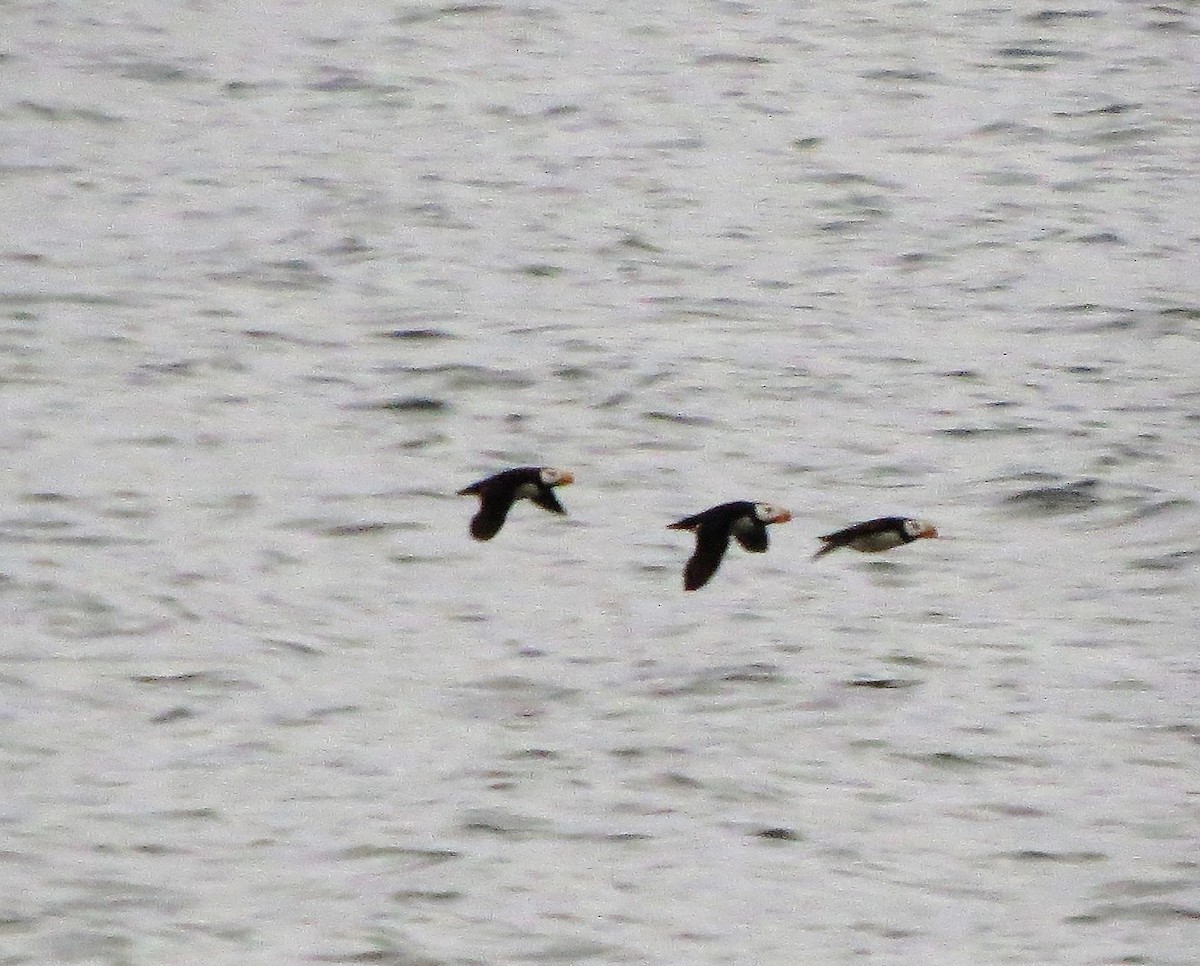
[
  {"left": 732, "top": 517, "right": 769, "bottom": 553},
  {"left": 459, "top": 469, "right": 532, "bottom": 541},
  {"left": 469, "top": 487, "right": 517, "bottom": 541},
  {"left": 529, "top": 485, "right": 566, "bottom": 515},
  {"left": 667, "top": 503, "right": 755, "bottom": 591},
  {"left": 682, "top": 524, "right": 731, "bottom": 591}
]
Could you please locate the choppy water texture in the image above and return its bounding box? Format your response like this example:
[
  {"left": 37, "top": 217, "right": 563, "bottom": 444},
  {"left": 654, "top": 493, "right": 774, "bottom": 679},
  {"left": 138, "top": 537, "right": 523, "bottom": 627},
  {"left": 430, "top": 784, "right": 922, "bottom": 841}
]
[{"left": 2, "top": 2, "right": 1199, "bottom": 964}]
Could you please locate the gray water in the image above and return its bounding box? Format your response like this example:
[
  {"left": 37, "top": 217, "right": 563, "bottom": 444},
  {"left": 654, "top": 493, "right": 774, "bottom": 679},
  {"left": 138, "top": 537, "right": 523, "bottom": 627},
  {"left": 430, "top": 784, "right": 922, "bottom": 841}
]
[{"left": 2, "top": 2, "right": 1198, "bottom": 964}]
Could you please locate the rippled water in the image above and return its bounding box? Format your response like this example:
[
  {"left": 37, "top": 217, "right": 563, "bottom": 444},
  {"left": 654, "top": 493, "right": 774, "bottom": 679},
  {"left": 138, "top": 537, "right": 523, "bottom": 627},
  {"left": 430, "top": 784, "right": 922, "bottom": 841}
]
[{"left": 2, "top": 1, "right": 1198, "bottom": 963}]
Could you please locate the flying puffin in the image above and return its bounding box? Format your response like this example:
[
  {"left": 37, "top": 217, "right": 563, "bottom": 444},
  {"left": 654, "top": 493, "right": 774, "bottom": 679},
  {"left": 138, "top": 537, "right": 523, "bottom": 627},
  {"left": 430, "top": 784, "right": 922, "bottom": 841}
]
[
  {"left": 457, "top": 466, "right": 575, "bottom": 541},
  {"left": 667, "top": 501, "right": 793, "bottom": 591},
  {"left": 812, "top": 517, "right": 938, "bottom": 559}
]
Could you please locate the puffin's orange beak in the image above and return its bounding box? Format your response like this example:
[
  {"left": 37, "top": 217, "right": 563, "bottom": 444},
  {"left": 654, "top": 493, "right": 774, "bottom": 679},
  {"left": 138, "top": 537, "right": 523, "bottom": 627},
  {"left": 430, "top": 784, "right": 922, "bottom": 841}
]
[
  {"left": 921, "top": 525, "right": 938, "bottom": 539},
  {"left": 775, "top": 510, "right": 793, "bottom": 524},
  {"left": 558, "top": 472, "right": 575, "bottom": 486}
]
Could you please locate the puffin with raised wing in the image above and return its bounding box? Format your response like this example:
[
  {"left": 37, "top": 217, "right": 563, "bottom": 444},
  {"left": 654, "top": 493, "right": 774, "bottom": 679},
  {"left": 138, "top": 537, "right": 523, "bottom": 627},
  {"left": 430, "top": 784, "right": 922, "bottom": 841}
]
[
  {"left": 458, "top": 466, "right": 575, "bottom": 541},
  {"left": 667, "top": 501, "right": 792, "bottom": 591}
]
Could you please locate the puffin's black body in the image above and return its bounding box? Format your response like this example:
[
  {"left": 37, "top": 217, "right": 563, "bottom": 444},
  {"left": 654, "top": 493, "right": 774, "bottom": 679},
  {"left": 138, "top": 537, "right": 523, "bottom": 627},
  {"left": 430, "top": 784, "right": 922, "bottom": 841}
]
[
  {"left": 667, "top": 501, "right": 792, "bottom": 591},
  {"left": 457, "top": 466, "right": 574, "bottom": 541},
  {"left": 813, "top": 516, "right": 938, "bottom": 559}
]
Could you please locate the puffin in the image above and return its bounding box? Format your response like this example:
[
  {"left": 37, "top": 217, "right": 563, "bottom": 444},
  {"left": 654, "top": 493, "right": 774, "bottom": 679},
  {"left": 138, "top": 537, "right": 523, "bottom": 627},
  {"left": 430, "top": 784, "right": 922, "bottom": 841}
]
[
  {"left": 667, "top": 501, "right": 793, "bottom": 591},
  {"left": 812, "top": 517, "right": 938, "bottom": 559},
  {"left": 457, "top": 466, "right": 575, "bottom": 541}
]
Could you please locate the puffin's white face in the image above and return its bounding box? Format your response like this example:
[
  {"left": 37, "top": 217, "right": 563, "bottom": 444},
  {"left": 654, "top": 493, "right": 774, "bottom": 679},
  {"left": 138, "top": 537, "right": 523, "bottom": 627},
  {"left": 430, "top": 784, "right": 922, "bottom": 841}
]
[
  {"left": 903, "top": 518, "right": 938, "bottom": 539},
  {"left": 539, "top": 467, "right": 575, "bottom": 487},
  {"left": 753, "top": 503, "right": 792, "bottom": 524}
]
